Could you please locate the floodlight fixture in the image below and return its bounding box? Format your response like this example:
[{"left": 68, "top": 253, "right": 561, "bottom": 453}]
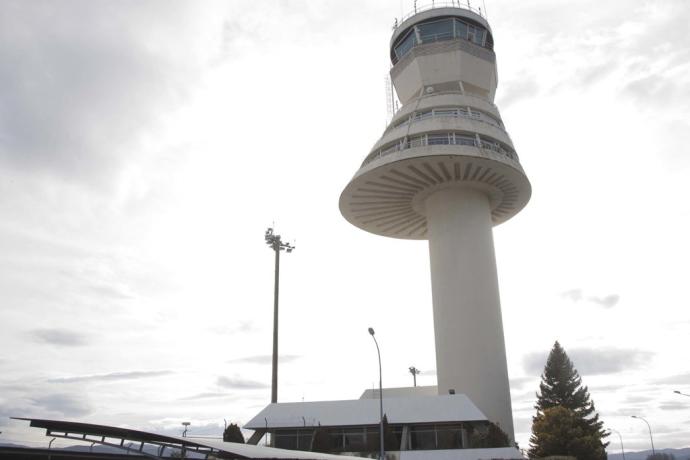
[{"left": 409, "top": 366, "right": 421, "bottom": 387}]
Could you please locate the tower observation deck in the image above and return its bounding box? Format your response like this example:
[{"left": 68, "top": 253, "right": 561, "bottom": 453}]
[{"left": 340, "top": 5, "right": 531, "bottom": 439}]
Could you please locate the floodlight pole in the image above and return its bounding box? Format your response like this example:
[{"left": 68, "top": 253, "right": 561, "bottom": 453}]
[
  {"left": 368, "top": 327, "right": 385, "bottom": 460},
  {"left": 409, "top": 366, "right": 420, "bottom": 387},
  {"left": 631, "top": 415, "right": 655, "bottom": 456},
  {"left": 265, "top": 227, "right": 294, "bottom": 404}
]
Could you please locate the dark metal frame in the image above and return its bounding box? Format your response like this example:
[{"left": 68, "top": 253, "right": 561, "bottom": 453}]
[{"left": 13, "top": 418, "right": 229, "bottom": 459}]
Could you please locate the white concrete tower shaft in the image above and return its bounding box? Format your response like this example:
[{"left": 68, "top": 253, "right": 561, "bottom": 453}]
[
  {"left": 340, "top": 6, "right": 530, "bottom": 439},
  {"left": 426, "top": 187, "right": 511, "bottom": 437}
]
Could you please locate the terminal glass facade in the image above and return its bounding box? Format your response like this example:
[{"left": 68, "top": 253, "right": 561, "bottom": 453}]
[{"left": 268, "top": 421, "right": 506, "bottom": 453}]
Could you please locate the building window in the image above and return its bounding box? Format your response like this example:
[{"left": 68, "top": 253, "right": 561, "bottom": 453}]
[
  {"left": 409, "top": 424, "right": 465, "bottom": 450},
  {"left": 273, "top": 429, "right": 315, "bottom": 451},
  {"left": 410, "top": 426, "right": 436, "bottom": 450}
]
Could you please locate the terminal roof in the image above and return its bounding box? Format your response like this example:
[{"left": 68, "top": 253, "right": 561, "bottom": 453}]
[{"left": 244, "top": 394, "right": 487, "bottom": 429}]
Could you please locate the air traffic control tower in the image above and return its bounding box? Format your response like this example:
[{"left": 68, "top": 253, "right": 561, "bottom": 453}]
[{"left": 340, "top": 5, "right": 531, "bottom": 439}]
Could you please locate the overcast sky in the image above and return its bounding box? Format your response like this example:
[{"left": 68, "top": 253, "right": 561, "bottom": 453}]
[{"left": 1, "top": 0, "right": 689, "bottom": 454}]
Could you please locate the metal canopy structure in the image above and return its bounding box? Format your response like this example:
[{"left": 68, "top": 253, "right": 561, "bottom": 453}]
[{"left": 13, "top": 418, "right": 361, "bottom": 460}]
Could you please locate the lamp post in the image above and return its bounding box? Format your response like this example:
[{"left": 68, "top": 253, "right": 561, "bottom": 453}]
[
  {"left": 265, "top": 227, "right": 295, "bottom": 404},
  {"left": 631, "top": 415, "right": 655, "bottom": 456},
  {"left": 408, "top": 367, "right": 420, "bottom": 387},
  {"left": 674, "top": 390, "right": 690, "bottom": 397},
  {"left": 368, "top": 327, "right": 384, "bottom": 460},
  {"left": 609, "top": 428, "right": 626, "bottom": 460}
]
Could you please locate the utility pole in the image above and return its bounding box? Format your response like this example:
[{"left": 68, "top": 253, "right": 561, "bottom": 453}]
[{"left": 265, "top": 227, "right": 295, "bottom": 404}]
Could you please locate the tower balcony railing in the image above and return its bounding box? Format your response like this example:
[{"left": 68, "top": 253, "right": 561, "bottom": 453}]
[
  {"left": 388, "top": 106, "right": 505, "bottom": 133},
  {"left": 362, "top": 132, "right": 519, "bottom": 167},
  {"left": 394, "top": 1, "right": 486, "bottom": 30}
]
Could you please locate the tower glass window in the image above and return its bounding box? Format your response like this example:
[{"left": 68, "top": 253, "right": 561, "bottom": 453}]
[
  {"left": 392, "top": 16, "right": 493, "bottom": 63},
  {"left": 417, "top": 19, "right": 453, "bottom": 43},
  {"left": 394, "top": 30, "right": 417, "bottom": 60}
]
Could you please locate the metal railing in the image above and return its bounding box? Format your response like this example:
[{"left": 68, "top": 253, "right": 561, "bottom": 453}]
[
  {"left": 389, "top": 107, "right": 504, "bottom": 131},
  {"left": 394, "top": 1, "right": 486, "bottom": 30},
  {"left": 362, "top": 132, "right": 518, "bottom": 167}
]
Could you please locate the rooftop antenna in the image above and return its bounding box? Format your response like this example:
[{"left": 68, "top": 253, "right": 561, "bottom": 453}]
[
  {"left": 482, "top": 0, "right": 488, "bottom": 19},
  {"left": 181, "top": 422, "right": 190, "bottom": 437}
]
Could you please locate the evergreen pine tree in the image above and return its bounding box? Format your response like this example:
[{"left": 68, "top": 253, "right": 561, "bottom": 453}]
[
  {"left": 529, "top": 341, "right": 608, "bottom": 459},
  {"left": 222, "top": 423, "right": 245, "bottom": 443}
]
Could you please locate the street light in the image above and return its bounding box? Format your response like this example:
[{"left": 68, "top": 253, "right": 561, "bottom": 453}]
[
  {"left": 674, "top": 390, "right": 690, "bottom": 397},
  {"left": 368, "top": 327, "right": 384, "bottom": 460},
  {"left": 631, "top": 415, "right": 655, "bottom": 456},
  {"left": 265, "top": 227, "right": 295, "bottom": 404},
  {"left": 408, "top": 367, "right": 420, "bottom": 387},
  {"left": 609, "top": 428, "right": 626, "bottom": 460}
]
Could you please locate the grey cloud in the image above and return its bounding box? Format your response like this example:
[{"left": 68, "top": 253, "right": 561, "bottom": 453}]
[
  {"left": 150, "top": 422, "right": 223, "bottom": 438},
  {"left": 510, "top": 376, "right": 535, "bottom": 390},
  {"left": 512, "top": 415, "right": 533, "bottom": 436},
  {"left": 86, "top": 283, "right": 133, "bottom": 300},
  {"left": 496, "top": 77, "right": 539, "bottom": 108},
  {"left": 561, "top": 289, "right": 583, "bottom": 302},
  {"left": 227, "top": 354, "right": 301, "bottom": 365},
  {"left": 0, "top": 1, "right": 203, "bottom": 185},
  {"left": 560, "top": 289, "right": 620, "bottom": 308},
  {"left": 48, "top": 370, "right": 173, "bottom": 383},
  {"left": 587, "top": 294, "right": 620, "bottom": 308},
  {"left": 210, "top": 321, "right": 255, "bottom": 335},
  {"left": 622, "top": 75, "right": 684, "bottom": 109},
  {"left": 216, "top": 376, "right": 268, "bottom": 390},
  {"left": 30, "top": 393, "right": 92, "bottom": 417},
  {"left": 567, "top": 348, "right": 653, "bottom": 375},
  {"left": 522, "top": 351, "right": 549, "bottom": 375},
  {"left": 625, "top": 394, "right": 654, "bottom": 404},
  {"left": 29, "top": 328, "right": 89, "bottom": 347},
  {"left": 0, "top": 402, "right": 32, "bottom": 424},
  {"left": 653, "top": 373, "right": 690, "bottom": 385},
  {"left": 523, "top": 347, "right": 653, "bottom": 376},
  {"left": 179, "top": 392, "right": 237, "bottom": 401},
  {"left": 573, "top": 62, "right": 616, "bottom": 88},
  {"left": 659, "top": 402, "right": 690, "bottom": 411}
]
